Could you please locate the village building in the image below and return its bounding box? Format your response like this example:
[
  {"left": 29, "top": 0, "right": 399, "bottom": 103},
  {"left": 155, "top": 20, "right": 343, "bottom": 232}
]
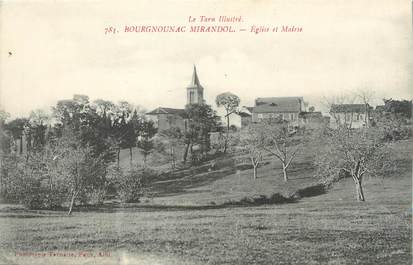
[
  {"left": 251, "top": 97, "right": 307, "bottom": 125},
  {"left": 329, "top": 104, "right": 372, "bottom": 128},
  {"left": 298, "top": 111, "right": 329, "bottom": 129},
  {"left": 216, "top": 106, "right": 253, "bottom": 130}
]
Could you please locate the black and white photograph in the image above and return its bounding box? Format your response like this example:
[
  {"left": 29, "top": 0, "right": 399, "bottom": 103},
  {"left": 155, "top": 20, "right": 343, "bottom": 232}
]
[{"left": 0, "top": 0, "right": 412, "bottom": 264}]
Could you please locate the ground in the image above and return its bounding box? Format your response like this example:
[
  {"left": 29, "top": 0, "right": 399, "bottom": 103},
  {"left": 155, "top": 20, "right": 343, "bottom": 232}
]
[{"left": 0, "top": 141, "right": 411, "bottom": 265}]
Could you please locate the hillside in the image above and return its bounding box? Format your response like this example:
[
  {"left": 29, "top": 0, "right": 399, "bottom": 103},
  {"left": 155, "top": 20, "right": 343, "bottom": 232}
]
[{"left": 117, "top": 140, "right": 412, "bottom": 207}]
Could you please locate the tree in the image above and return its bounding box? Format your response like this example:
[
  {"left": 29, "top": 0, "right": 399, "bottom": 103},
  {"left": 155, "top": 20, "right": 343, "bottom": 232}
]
[
  {"left": 239, "top": 126, "right": 264, "bottom": 179},
  {"left": 48, "top": 131, "right": 107, "bottom": 214},
  {"left": 314, "top": 126, "right": 390, "bottom": 202},
  {"left": 215, "top": 92, "right": 240, "bottom": 153},
  {"left": 53, "top": 95, "right": 115, "bottom": 163},
  {"left": 136, "top": 119, "right": 157, "bottom": 167},
  {"left": 184, "top": 104, "right": 220, "bottom": 163},
  {"left": 4, "top": 118, "right": 28, "bottom": 154},
  {"left": 156, "top": 127, "right": 184, "bottom": 170},
  {"left": 258, "top": 120, "right": 303, "bottom": 182},
  {"left": 28, "top": 109, "right": 50, "bottom": 151},
  {"left": 382, "top": 98, "right": 412, "bottom": 119},
  {"left": 0, "top": 129, "right": 108, "bottom": 214}
]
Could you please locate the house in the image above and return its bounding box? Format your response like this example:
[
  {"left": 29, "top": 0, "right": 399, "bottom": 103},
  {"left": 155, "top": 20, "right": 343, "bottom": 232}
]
[
  {"left": 145, "top": 107, "right": 187, "bottom": 132},
  {"left": 329, "top": 104, "right": 373, "bottom": 128},
  {"left": 216, "top": 106, "right": 253, "bottom": 130},
  {"left": 298, "top": 111, "right": 327, "bottom": 129},
  {"left": 239, "top": 106, "right": 253, "bottom": 128},
  {"left": 146, "top": 65, "right": 204, "bottom": 132},
  {"left": 252, "top": 97, "right": 306, "bottom": 125}
]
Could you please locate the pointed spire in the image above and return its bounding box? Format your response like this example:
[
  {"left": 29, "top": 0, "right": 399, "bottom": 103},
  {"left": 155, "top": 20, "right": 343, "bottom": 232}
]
[{"left": 189, "top": 65, "right": 201, "bottom": 87}]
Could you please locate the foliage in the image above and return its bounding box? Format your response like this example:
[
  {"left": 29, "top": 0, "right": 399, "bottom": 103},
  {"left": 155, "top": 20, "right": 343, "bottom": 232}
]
[
  {"left": 382, "top": 98, "right": 412, "bottom": 119},
  {"left": 215, "top": 92, "right": 240, "bottom": 118},
  {"left": 136, "top": 119, "right": 157, "bottom": 166},
  {"left": 0, "top": 131, "right": 108, "bottom": 213},
  {"left": 116, "top": 167, "right": 155, "bottom": 203},
  {"left": 155, "top": 127, "right": 184, "bottom": 170},
  {"left": 184, "top": 104, "right": 220, "bottom": 163},
  {"left": 52, "top": 95, "right": 115, "bottom": 163},
  {"left": 215, "top": 92, "right": 240, "bottom": 153}
]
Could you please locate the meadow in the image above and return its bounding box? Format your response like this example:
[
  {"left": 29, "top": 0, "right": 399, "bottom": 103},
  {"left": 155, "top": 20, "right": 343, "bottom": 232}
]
[{"left": 0, "top": 141, "right": 411, "bottom": 265}]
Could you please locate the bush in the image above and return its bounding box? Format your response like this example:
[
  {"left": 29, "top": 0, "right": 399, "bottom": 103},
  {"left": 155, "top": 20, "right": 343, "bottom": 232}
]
[{"left": 117, "top": 168, "right": 156, "bottom": 203}]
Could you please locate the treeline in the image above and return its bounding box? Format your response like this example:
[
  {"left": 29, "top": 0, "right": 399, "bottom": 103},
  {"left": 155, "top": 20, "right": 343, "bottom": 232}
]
[{"left": 0, "top": 94, "right": 221, "bottom": 214}]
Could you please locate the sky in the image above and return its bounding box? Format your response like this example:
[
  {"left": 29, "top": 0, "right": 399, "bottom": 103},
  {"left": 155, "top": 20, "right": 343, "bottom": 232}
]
[{"left": 0, "top": 0, "right": 412, "bottom": 118}]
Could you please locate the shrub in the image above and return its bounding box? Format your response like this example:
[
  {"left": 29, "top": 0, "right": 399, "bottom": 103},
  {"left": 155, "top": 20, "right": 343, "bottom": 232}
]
[{"left": 117, "top": 168, "right": 156, "bottom": 203}]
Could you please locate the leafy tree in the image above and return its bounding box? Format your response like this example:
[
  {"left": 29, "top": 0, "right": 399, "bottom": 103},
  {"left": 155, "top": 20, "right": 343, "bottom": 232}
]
[
  {"left": 53, "top": 95, "right": 115, "bottom": 163},
  {"left": 0, "top": 110, "right": 11, "bottom": 155},
  {"left": 93, "top": 99, "right": 115, "bottom": 116},
  {"left": 374, "top": 98, "right": 412, "bottom": 141},
  {"left": 28, "top": 109, "right": 50, "bottom": 151},
  {"left": 382, "top": 98, "right": 412, "bottom": 119},
  {"left": 4, "top": 118, "right": 28, "bottom": 154},
  {"left": 115, "top": 167, "right": 155, "bottom": 203},
  {"left": 314, "top": 127, "right": 391, "bottom": 201},
  {"left": 216, "top": 92, "right": 240, "bottom": 153},
  {"left": 137, "top": 119, "right": 157, "bottom": 167},
  {"left": 184, "top": 104, "right": 220, "bottom": 163}
]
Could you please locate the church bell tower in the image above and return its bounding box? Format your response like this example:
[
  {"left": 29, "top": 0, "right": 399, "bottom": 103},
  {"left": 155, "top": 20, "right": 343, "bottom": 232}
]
[{"left": 186, "top": 65, "right": 204, "bottom": 105}]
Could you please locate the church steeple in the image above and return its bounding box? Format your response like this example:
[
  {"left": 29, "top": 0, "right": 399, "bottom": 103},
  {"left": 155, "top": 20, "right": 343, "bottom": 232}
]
[{"left": 186, "top": 65, "right": 204, "bottom": 105}]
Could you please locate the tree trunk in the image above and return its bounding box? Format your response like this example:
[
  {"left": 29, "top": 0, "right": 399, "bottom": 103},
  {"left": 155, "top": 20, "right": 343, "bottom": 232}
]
[
  {"left": 224, "top": 115, "right": 230, "bottom": 154},
  {"left": 143, "top": 154, "right": 147, "bottom": 168},
  {"left": 19, "top": 135, "right": 23, "bottom": 154},
  {"left": 355, "top": 181, "right": 365, "bottom": 202},
  {"left": 117, "top": 148, "right": 120, "bottom": 168},
  {"left": 129, "top": 147, "right": 133, "bottom": 167},
  {"left": 68, "top": 191, "right": 77, "bottom": 215},
  {"left": 282, "top": 165, "right": 288, "bottom": 182},
  {"left": 253, "top": 165, "right": 257, "bottom": 180},
  {"left": 183, "top": 142, "right": 190, "bottom": 163},
  {"left": 171, "top": 146, "right": 175, "bottom": 170}
]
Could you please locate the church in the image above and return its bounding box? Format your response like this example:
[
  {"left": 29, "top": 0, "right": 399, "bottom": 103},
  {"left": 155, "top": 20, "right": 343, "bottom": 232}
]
[{"left": 146, "top": 66, "right": 205, "bottom": 131}]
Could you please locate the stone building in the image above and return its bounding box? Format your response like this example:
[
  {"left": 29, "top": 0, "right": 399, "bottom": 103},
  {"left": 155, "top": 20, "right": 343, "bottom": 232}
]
[
  {"left": 251, "top": 97, "right": 306, "bottom": 125},
  {"left": 329, "top": 104, "right": 372, "bottom": 128}
]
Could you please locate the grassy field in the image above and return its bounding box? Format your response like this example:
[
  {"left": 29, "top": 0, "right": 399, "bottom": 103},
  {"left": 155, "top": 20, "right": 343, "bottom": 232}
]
[
  {"left": 0, "top": 141, "right": 411, "bottom": 265},
  {"left": 0, "top": 175, "right": 411, "bottom": 265}
]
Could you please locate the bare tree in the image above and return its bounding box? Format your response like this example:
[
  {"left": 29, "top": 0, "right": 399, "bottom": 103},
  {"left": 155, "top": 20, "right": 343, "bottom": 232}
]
[
  {"left": 258, "top": 120, "right": 304, "bottom": 182},
  {"left": 239, "top": 126, "right": 264, "bottom": 179},
  {"left": 356, "top": 89, "right": 374, "bottom": 126},
  {"left": 50, "top": 132, "right": 107, "bottom": 215},
  {"left": 314, "top": 126, "right": 390, "bottom": 201}
]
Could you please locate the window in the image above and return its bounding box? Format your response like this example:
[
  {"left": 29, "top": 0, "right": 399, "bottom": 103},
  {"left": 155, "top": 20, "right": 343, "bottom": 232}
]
[
  {"left": 291, "top": 114, "right": 294, "bottom": 120},
  {"left": 258, "top": 113, "right": 263, "bottom": 119},
  {"left": 189, "top": 91, "right": 195, "bottom": 103}
]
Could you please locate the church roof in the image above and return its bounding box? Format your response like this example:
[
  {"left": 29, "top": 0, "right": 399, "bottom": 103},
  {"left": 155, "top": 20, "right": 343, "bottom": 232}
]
[
  {"left": 146, "top": 107, "right": 186, "bottom": 117},
  {"left": 187, "top": 65, "right": 204, "bottom": 90}
]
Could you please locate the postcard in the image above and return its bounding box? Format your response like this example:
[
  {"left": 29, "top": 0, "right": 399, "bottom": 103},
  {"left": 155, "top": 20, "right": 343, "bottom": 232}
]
[{"left": 0, "top": 0, "right": 411, "bottom": 264}]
